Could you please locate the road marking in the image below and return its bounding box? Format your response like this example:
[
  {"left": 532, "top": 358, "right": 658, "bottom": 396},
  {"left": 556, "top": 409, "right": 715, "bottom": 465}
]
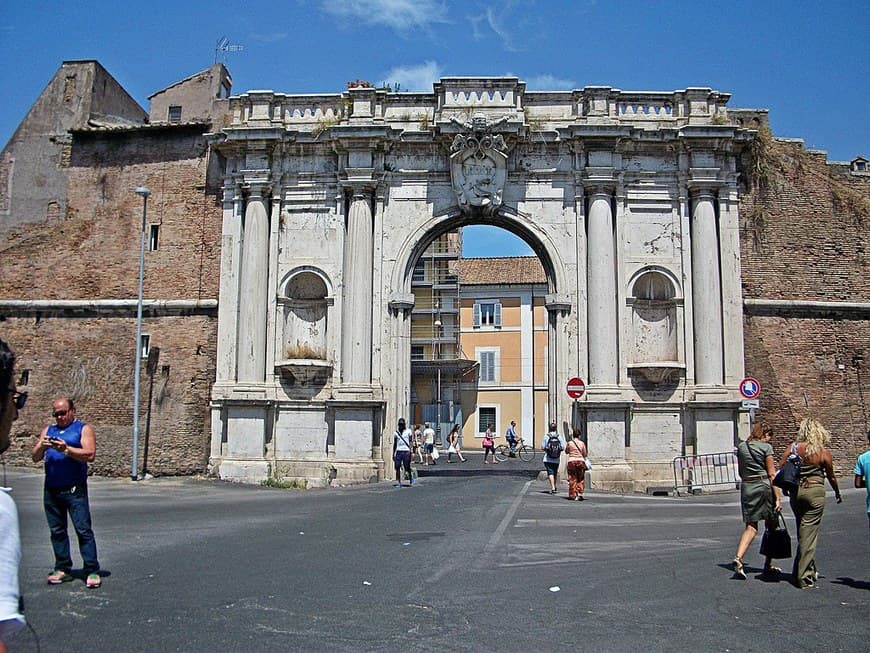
[{"left": 473, "top": 479, "right": 533, "bottom": 571}]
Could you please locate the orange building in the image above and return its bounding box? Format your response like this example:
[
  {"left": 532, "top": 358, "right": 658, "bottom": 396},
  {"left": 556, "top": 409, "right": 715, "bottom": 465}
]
[{"left": 457, "top": 257, "right": 548, "bottom": 449}]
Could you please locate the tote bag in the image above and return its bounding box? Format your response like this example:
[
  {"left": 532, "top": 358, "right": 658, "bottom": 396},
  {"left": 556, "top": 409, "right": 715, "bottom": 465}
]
[{"left": 759, "top": 512, "right": 792, "bottom": 559}]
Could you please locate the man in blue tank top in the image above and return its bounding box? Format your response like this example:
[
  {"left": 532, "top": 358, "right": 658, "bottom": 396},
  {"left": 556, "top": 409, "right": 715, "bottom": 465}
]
[{"left": 31, "top": 396, "right": 101, "bottom": 588}]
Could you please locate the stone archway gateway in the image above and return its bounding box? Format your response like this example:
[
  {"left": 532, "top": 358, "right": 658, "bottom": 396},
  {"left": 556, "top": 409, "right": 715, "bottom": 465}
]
[{"left": 209, "top": 78, "right": 753, "bottom": 491}]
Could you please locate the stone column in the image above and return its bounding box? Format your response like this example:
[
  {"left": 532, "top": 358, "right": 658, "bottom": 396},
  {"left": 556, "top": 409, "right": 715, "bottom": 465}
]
[
  {"left": 587, "top": 189, "right": 618, "bottom": 385},
  {"left": 341, "top": 189, "right": 374, "bottom": 385},
  {"left": 237, "top": 184, "right": 270, "bottom": 383},
  {"left": 690, "top": 188, "right": 723, "bottom": 385}
]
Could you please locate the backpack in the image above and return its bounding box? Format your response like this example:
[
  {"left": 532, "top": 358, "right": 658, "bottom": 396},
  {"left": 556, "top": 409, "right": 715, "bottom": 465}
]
[
  {"left": 773, "top": 443, "right": 802, "bottom": 497},
  {"left": 545, "top": 434, "right": 563, "bottom": 459}
]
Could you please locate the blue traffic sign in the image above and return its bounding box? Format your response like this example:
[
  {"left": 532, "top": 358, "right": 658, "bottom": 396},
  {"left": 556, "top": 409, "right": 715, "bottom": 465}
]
[{"left": 739, "top": 377, "right": 761, "bottom": 399}]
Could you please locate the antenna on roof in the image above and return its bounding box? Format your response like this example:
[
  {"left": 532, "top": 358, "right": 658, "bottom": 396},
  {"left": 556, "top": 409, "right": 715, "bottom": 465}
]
[{"left": 214, "top": 36, "right": 244, "bottom": 64}]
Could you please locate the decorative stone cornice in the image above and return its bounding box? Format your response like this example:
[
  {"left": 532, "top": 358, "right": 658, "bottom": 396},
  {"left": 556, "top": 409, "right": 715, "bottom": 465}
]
[
  {"left": 388, "top": 293, "right": 415, "bottom": 313},
  {"left": 0, "top": 299, "right": 217, "bottom": 318},
  {"left": 545, "top": 293, "right": 572, "bottom": 315}
]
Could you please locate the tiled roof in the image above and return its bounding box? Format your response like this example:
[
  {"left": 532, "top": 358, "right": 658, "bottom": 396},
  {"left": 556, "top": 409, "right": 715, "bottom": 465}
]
[{"left": 459, "top": 256, "right": 546, "bottom": 285}]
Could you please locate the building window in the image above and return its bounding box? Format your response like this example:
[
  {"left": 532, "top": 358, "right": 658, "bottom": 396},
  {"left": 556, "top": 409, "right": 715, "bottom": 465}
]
[
  {"left": 478, "top": 348, "right": 499, "bottom": 383},
  {"left": 473, "top": 301, "right": 502, "bottom": 328},
  {"left": 412, "top": 261, "right": 426, "bottom": 282},
  {"left": 149, "top": 224, "right": 160, "bottom": 251},
  {"left": 477, "top": 406, "right": 497, "bottom": 436},
  {"left": 168, "top": 106, "right": 182, "bottom": 123},
  {"left": 139, "top": 334, "right": 151, "bottom": 359},
  {"left": 411, "top": 345, "right": 424, "bottom": 361}
]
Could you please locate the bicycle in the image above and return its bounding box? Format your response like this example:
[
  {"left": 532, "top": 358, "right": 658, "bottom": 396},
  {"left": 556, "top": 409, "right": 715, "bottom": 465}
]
[{"left": 494, "top": 438, "right": 535, "bottom": 462}]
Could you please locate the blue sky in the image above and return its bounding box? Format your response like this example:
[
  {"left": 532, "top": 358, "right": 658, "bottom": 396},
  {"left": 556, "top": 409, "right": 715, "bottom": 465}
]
[{"left": 2, "top": 1, "right": 866, "bottom": 257}]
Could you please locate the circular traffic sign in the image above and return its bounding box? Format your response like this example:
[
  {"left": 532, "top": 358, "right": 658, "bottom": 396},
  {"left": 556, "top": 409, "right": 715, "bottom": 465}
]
[
  {"left": 739, "top": 377, "right": 761, "bottom": 399},
  {"left": 566, "top": 376, "right": 585, "bottom": 399}
]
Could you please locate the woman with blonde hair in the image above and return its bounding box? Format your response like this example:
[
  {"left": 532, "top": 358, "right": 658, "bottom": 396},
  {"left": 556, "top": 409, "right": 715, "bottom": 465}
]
[
  {"left": 782, "top": 417, "right": 842, "bottom": 589},
  {"left": 732, "top": 423, "right": 781, "bottom": 579}
]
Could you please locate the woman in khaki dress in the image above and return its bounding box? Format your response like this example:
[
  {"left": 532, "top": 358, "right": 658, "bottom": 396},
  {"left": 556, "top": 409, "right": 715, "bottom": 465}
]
[{"left": 733, "top": 423, "right": 781, "bottom": 579}]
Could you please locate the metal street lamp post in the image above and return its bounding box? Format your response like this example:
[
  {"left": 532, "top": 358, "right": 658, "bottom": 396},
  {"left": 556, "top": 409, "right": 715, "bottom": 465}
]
[{"left": 132, "top": 187, "right": 150, "bottom": 481}]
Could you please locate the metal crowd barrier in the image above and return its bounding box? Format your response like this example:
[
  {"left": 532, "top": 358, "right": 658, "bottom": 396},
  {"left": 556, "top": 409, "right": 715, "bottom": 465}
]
[{"left": 673, "top": 451, "right": 739, "bottom": 495}]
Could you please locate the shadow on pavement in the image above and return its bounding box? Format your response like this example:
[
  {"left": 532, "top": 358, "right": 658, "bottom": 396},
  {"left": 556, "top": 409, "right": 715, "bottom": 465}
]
[
  {"left": 832, "top": 577, "right": 870, "bottom": 591},
  {"left": 415, "top": 457, "right": 541, "bottom": 479}
]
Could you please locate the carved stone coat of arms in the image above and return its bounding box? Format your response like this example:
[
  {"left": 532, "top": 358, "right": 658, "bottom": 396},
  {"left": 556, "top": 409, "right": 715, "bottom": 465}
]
[{"left": 449, "top": 113, "right": 508, "bottom": 214}]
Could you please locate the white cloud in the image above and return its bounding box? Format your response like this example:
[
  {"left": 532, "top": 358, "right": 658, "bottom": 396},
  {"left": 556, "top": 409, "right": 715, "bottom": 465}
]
[
  {"left": 381, "top": 61, "right": 443, "bottom": 92},
  {"left": 321, "top": 0, "right": 449, "bottom": 31},
  {"left": 525, "top": 74, "right": 577, "bottom": 91},
  {"left": 248, "top": 32, "right": 288, "bottom": 44}
]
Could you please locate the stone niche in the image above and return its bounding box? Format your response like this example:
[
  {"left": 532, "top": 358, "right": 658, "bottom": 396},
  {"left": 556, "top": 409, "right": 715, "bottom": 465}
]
[
  {"left": 627, "top": 270, "right": 685, "bottom": 383},
  {"left": 276, "top": 269, "right": 334, "bottom": 383}
]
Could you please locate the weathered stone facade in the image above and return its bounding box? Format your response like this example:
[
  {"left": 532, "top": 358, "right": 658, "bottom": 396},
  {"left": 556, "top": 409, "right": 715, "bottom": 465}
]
[
  {"left": 209, "top": 80, "right": 756, "bottom": 490},
  {"left": 1, "top": 62, "right": 866, "bottom": 489}
]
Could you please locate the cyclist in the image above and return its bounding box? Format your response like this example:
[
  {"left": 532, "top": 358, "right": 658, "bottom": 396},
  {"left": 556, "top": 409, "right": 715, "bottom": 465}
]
[{"left": 505, "top": 420, "right": 519, "bottom": 457}]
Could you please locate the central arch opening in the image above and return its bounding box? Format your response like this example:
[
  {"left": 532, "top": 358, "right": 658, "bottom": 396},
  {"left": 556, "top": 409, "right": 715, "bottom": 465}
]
[{"left": 407, "top": 220, "right": 553, "bottom": 455}]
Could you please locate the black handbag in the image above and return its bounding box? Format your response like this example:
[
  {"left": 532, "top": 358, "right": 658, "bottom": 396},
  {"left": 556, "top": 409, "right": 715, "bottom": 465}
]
[
  {"left": 772, "top": 443, "right": 801, "bottom": 497},
  {"left": 759, "top": 511, "right": 792, "bottom": 559}
]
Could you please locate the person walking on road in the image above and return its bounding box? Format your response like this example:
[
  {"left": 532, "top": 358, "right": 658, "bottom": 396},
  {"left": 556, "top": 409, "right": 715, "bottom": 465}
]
[
  {"left": 392, "top": 418, "right": 414, "bottom": 488},
  {"left": 565, "top": 428, "right": 588, "bottom": 501},
  {"left": 732, "top": 423, "right": 782, "bottom": 579},
  {"left": 782, "top": 417, "right": 842, "bottom": 589},
  {"left": 446, "top": 424, "right": 466, "bottom": 463},
  {"left": 31, "top": 396, "right": 102, "bottom": 589},
  {"left": 482, "top": 424, "right": 498, "bottom": 464},
  {"left": 0, "top": 339, "right": 26, "bottom": 652},
  {"left": 853, "top": 429, "right": 870, "bottom": 536},
  {"left": 541, "top": 421, "right": 565, "bottom": 494},
  {"left": 412, "top": 424, "right": 424, "bottom": 464},
  {"left": 422, "top": 422, "right": 436, "bottom": 465}
]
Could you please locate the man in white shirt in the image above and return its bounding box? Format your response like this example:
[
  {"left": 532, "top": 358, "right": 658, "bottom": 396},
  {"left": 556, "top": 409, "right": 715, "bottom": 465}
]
[
  {"left": 422, "top": 422, "right": 436, "bottom": 465},
  {"left": 392, "top": 418, "right": 414, "bottom": 488},
  {"left": 0, "top": 339, "right": 26, "bottom": 652}
]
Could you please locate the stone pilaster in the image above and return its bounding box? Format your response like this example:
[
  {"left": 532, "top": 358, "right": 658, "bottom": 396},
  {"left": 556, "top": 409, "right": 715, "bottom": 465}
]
[
  {"left": 586, "top": 187, "right": 618, "bottom": 386},
  {"left": 237, "top": 182, "right": 270, "bottom": 383},
  {"left": 340, "top": 188, "right": 374, "bottom": 386},
  {"left": 690, "top": 188, "right": 723, "bottom": 385}
]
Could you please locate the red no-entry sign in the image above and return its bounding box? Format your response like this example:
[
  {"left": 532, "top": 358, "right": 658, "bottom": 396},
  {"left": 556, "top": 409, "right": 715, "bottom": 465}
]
[{"left": 566, "top": 376, "right": 586, "bottom": 399}]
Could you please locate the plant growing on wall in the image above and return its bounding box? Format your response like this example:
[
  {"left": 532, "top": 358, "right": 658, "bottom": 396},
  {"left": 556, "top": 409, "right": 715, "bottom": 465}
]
[
  {"left": 744, "top": 126, "right": 870, "bottom": 252},
  {"left": 285, "top": 343, "right": 325, "bottom": 360}
]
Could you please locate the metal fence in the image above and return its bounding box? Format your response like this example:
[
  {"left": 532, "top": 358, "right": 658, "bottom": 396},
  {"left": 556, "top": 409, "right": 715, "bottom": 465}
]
[{"left": 673, "top": 451, "right": 739, "bottom": 495}]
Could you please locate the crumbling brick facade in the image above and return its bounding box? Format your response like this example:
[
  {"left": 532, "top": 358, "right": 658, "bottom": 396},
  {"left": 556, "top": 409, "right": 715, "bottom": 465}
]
[
  {"left": 740, "top": 139, "right": 870, "bottom": 472},
  {"left": 0, "top": 125, "right": 222, "bottom": 475}
]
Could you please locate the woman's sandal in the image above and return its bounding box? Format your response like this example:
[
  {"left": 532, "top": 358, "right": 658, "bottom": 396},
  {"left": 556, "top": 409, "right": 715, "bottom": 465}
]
[{"left": 732, "top": 558, "right": 747, "bottom": 579}]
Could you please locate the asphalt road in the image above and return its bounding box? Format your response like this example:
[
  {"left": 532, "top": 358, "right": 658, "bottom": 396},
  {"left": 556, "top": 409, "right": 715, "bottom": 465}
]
[{"left": 3, "top": 457, "right": 867, "bottom": 653}]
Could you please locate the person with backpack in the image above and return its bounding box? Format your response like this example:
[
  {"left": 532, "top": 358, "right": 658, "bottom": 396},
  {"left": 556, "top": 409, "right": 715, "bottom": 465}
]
[{"left": 541, "top": 421, "right": 565, "bottom": 494}]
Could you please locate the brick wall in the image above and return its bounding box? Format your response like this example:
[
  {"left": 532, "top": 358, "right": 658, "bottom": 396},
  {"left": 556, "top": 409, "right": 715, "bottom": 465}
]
[
  {"left": 0, "top": 315, "right": 216, "bottom": 475},
  {"left": 0, "top": 124, "right": 221, "bottom": 476},
  {"left": 740, "top": 139, "right": 870, "bottom": 472}
]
